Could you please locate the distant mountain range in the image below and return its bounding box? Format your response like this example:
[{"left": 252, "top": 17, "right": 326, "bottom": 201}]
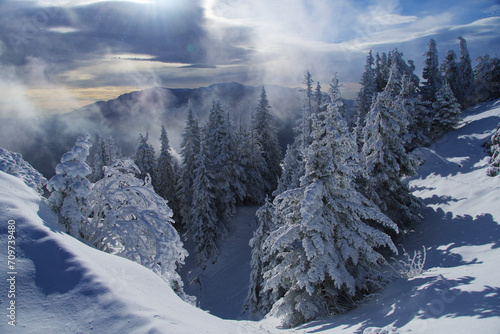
[{"left": 0, "top": 82, "right": 308, "bottom": 178}]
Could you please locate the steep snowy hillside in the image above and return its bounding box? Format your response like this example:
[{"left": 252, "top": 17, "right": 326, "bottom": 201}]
[
  {"left": 0, "top": 172, "right": 261, "bottom": 334},
  {"left": 0, "top": 99, "right": 499, "bottom": 333},
  {"left": 294, "top": 99, "right": 500, "bottom": 333},
  {"left": 182, "top": 206, "right": 259, "bottom": 320}
]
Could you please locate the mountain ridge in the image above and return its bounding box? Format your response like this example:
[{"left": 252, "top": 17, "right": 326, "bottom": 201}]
[{"left": 0, "top": 82, "right": 304, "bottom": 178}]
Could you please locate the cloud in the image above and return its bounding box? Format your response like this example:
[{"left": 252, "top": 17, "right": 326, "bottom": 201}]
[
  {"left": 1, "top": 0, "right": 499, "bottom": 117},
  {"left": 200, "top": 0, "right": 500, "bottom": 95},
  {"left": 0, "top": 0, "right": 209, "bottom": 66}
]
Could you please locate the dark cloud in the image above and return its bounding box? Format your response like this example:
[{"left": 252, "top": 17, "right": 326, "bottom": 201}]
[
  {"left": 178, "top": 64, "right": 217, "bottom": 69},
  {"left": 0, "top": 0, "right": 252, "bottom": 72}
]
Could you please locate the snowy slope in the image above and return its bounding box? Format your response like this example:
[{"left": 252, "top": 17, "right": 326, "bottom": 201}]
[
  {"left": 293, "top": 99, "right": 500, "bottom": 333},
  {"left": 1, "top": 99, "right": 499, "bottom": 334},
  {"left": 0, "top": 172, "right": 262, "bottom": 334},
  {"left": 182, "top": 206, "right": 259, "bottom": 320}
]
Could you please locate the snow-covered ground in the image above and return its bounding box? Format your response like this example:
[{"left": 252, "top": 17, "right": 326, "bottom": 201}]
[
  {"left": 1, "top": 99, "right": 499, "bottom": 333},
  {"left": 182, "top": 206, "right": 259, "bottom": 320}
]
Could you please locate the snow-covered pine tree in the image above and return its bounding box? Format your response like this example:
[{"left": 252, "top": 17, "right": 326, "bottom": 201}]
[
  {"left": 134, "top": 133, "right": 157, "bottom": 184},
  {"left": 297, "top": 71, "right": 315, "bottom": 149},
  {"left": 303, "top": 71, "right": 314, "bottom": 118},
  {"left": 362, "top": 71, "right": 423, "bottom": 232},
  {"left": 474, "top": 54, "right": 500, "bottom": 103},
  {"left": 190, "top": 140, "right": 224, "bottom": 265},
  {"left": 84, "top": 159, "right": 189, "bottom": 300},
  {"left": 383, "top": 62, "right": 403, "bottom": 97},
  {"left": 178, "top": 102, "right": 201, "bottom": 230},
  {"left": 245, "top": 196, "right": 278, "bottom": 316},
  {"left": 355, "top": 50, "right": 378, "bottom": 149},
  {"left": 262, "top": 76, "right": 398, "bottom": 327},
  {"left": 396, "top": 75, "right": 432, "bottom": 151},
  {"left": 156, "top": 125, "right": 180, "bottom": 223},
  {"left": 486, "top": 122, "right": 500, "bottom": 177},
  {"left": 240, "top": 122, "right": 267, "bottom": 204},
  {"left": 203, "top": 100, "right": 245, "bottom": 223},
  {"left": 375, "top": 52, "right": 389, "bottom": 92},
  {"left": 274, "top": 143, "right": 303, "bottom": 196},
  {"left": 390, "top": 49, "right": 420, "bottom": 89},
  {"left": 47, "top": 134, "right": 93, "bottom": 237},
  {"left": 421, "top": 39, "right": 443, "bottom": 102},
  {"left": 457, "top": 36, "right": 475, "bottom": 108},
  {"left": 431, "top": 81, "right": 462, "bottom": 139},
  {"left": 441, "top": 50, "right": 461, "bottom": 107},
  {"left": 251, "top": 87, "right": 283, "bottom": 195},
  {"left": 314, "top": 82, "right": 326, "bottom": 114},
  {"left": 91, "top": 134, "right": 121, "bottom": 182},
  {"left": 276, "top": 73, "right": 318, "bottom": 196},
  {"left": 374, "top": 49, "right": 419, "bottom": 99}
]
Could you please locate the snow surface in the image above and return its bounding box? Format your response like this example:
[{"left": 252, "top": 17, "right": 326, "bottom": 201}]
[
  {"left": 182, "top": 206, "right": 259, "bottom": 320},
  {"left": 1, "top": 99, "right": 500, "bottom": 333}
]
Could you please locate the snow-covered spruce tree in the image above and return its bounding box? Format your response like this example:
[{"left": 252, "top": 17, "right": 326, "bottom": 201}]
[
  {"left": 274, "top": 144, "right": 303, "bottom": 196},
  {"left": 251, "top": 87, "right": 283, "bottom": 195},
  {"left": 134, "top": 133, "right": 157, "bottom": 183},
  {"left": 245, "top": 196, "right": 278, "bottom": 317},
  {"left": 178, "top": 102, "right": 201, "bottom": 230},
  {"left": 303, "top": 71, "right": 314, "bottom": 119},
  {"left": 486, "top": 122, "right": 500, "bottom": 177},
  {"left": 47, "top": 134, "right": 93, "bottom": 237},
  {"left": 190, "top": 140, "right": 223, "bottom": 265},
  {"left": 421, "top": 39, "right": 443, "bottom": 102},
  {"left": 474, "top": 54, "right": 500, "bottom": 103},
  {"left": 156, "top": 125, "right": 180, "bottom": 223},
  {"left": 203, "top": 100, "right": 245, "bottom": 223},
  {"left": 262, "top": 76, "right": 398, "bottom": 328},
  {"left": 389, "top": 49, "right": 420, "bottom": 89},
  {"left": 355, "top": 50, "right": 378, "bottom": 150},
  {"left": 240, "top": 123, "right": 267, "bottom": 204},
  {"left": 441, "top": 50, "right": 461, "bottom": 107},
  {"left": 84, "top": 159, "right": 190, "bottom": 299},
  {"left": 431, "top": 82, "right": 462, "bottom": 139},
  {"left": 297, "top": 71, "right": 315, "bottom": 150},
  {"left": 457, "top": 36, "right": 475, "bottom": 108},
  {"left": 362, "top": 71, "right": 423, "bottom": 232},
  {"left": 276, "top": 73, "right": 317, "bottom": 196},
  {"left": 375, "top": 52, "right": 389, "bottom": 92},
  {"left": 374, "top": 49, "right": 419, "bottom": 95},
  {"left": 91, "top": 134, "right": 121, "bottom": 182},
  {"left": 396, "top": 75, "right": 432, "bottom": 151},
  {"left": 0, "top": 148, "right": 47, "bottom": 194},
  {"left": 314, "top": 82, "right": 327, "bottom": 115}
]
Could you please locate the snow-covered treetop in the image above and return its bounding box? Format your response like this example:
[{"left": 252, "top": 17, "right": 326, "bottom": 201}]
[{"left": 0, "top": 148, "right": 47, "bottom": 194}]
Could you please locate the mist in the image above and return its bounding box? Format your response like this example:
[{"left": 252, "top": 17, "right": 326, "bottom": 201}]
[{"left": 0, "top": 0, "right": 499, "bottom": 177}]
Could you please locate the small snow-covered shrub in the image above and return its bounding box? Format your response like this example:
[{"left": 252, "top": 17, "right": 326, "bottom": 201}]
[
  {"left": 389, "top": 246, "right": 426, "bottom": 279},
  {"left": 486, "top": 122, "right": 500, "bottom": 177},
  {"left": 363, "top": 325, "right": 399, "bottom": 334},
  {"left": 0, "top": 148, "right": 47, "bottom": 194}
]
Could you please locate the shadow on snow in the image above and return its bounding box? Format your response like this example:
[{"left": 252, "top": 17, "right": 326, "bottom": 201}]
[{"left": 297, "top": 205, "right": 500, "bottom": 333}]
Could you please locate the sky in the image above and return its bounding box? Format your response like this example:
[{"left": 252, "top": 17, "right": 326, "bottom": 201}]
[{"left": 0, "top": 0, "right": 499, "bottom": 117}]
